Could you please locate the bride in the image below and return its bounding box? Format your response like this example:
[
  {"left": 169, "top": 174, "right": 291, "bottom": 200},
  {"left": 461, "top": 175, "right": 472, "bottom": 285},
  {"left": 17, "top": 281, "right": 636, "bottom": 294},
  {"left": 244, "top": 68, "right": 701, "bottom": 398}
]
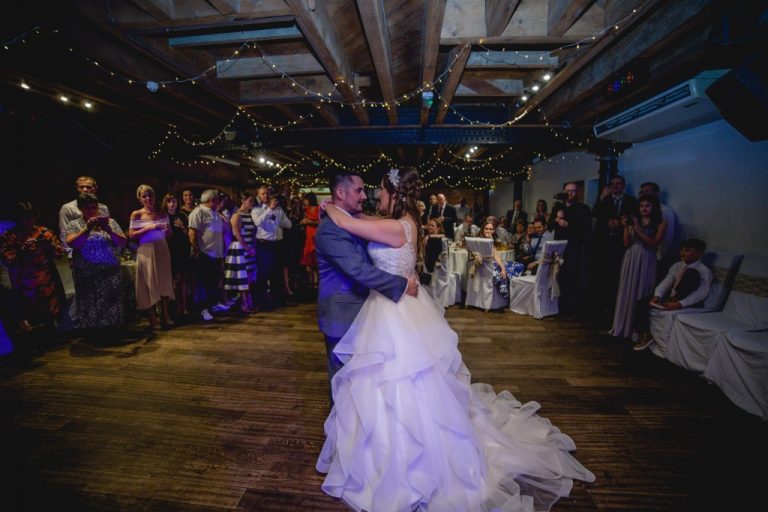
[{"left": 317, "top": 167, "right": 594, "bottom": 512}]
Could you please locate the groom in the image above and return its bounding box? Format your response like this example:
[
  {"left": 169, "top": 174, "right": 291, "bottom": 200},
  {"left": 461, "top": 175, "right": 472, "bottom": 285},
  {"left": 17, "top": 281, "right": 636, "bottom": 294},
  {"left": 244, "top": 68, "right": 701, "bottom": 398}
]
[{"left": 315, "top": 171, "right": 419, "bottom": 405}]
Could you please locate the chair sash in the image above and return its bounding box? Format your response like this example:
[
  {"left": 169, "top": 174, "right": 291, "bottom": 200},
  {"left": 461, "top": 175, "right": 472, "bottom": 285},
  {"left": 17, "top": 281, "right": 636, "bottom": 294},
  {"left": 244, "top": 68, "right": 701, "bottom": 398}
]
[
  {"left": 543, "top": 251, "right": 564, "bottom": 300},
  {"left": 468, "top": 251, "right": 494, "bottom": 277}
]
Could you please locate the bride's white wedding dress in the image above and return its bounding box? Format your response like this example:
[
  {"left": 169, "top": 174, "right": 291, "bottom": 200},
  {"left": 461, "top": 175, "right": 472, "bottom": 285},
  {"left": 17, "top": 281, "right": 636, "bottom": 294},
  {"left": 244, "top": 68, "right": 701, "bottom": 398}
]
[{"left": 317, "top": 219, "right": 594, "bottom": 512}]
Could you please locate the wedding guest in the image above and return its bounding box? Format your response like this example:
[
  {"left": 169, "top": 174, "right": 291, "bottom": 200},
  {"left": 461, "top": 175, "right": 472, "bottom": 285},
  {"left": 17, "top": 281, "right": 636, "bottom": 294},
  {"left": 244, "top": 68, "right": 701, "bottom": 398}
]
[
  {"left": 454, "top": 197, "right": 471, "bottom": 221},
  {"left": 251, "top": 185, "right": 292, "bottom": 306},
  {"left": 632, "top": 238, "right": 712, "bottom": 351},
  {"left": 285, "top": 196, "right": 306, "bottom": 292},
  {"left": 162, "top": 193, "right": 193, "bottom": 317},
  {"left": 1, "top": 201, "right": 65, "bottom": 332},
  {"left": 519, "top": 217, "right": 552, "bottom": 274},
  {"left": 129, "top": 185, "right": 175, "bottom": 329},
  {"left": 431, "top": 194, "right": 457, "bottom": 240},
  {"left": 180, "top": 189, "right": 196, "bottom": 215},
  {"left": 505, "top": 199, "right": 528, "bottom": 228},
  {"left": 556, "top": 182, "right": 592, "bottom": 318},
  {"left": 511, "top": 219, "right": 528, "bottom": 258},
  {"left": 533, "top": 199, "right": 549, "bottom": 224},
  {"left": 65, "top": 193, "right": 127, "bottom": 330},
  {"left": 425, "top": 194, "right": 438, "bottom": 220},
  {"left": 639, "top": 181, "right": 679, "bottom": 280},
  {"left": 424, "top": 218, "right": 445, "bottom": 273},
  {"left": 591, "top": 175, "right": 638, "bottom": 323},
  {"left": 188, "top": 189, "right": 225, "bottom": 322},
  {"left": 454, "top": 213, "right": 480, "bottom": 245},
  {"left": 300, "top": 192, "right": 320, "bottom": 289},
  {"left": 417, "top": 200, "right": 427, "bottom": 229},
  {"left": 58, "top": 176, "right": 110, "bottom": 252},
  {"left": 609, "top": 194, "right": 667, "bottom": 339},
  {"left": 481, "top": 221, "right": 507, "bottom": 280},
  {"left": 224, "top": 192, "right": 257, "bottom": 313}
]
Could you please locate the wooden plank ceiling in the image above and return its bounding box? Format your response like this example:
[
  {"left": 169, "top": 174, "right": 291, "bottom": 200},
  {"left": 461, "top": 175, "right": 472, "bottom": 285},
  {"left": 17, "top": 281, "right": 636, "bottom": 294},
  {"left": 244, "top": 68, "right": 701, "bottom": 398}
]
[{"left": 1, "top": 0, "right": 731, "bottom": 185}]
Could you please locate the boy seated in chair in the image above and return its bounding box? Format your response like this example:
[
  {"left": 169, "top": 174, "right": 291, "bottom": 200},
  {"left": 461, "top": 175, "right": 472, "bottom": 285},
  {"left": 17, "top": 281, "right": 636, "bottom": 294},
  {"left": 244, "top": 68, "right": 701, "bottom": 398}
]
[{"left": 632, "top": 238, "right": 712, "bottom": 351}]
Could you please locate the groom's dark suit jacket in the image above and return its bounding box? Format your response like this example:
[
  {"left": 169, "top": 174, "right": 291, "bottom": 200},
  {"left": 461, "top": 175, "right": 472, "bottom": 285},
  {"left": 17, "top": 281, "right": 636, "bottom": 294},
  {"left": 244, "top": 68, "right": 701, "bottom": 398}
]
[{"left": 315, "top": 216, "right": 407, "bottom": 338}]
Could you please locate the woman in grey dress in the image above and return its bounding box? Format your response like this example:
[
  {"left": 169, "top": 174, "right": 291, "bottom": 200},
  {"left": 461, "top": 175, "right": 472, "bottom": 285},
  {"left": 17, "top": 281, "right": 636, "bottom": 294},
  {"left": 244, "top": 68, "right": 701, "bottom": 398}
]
[
  {"left": 65, "top": 193, "right": 127, "bottom": 330},
  {"left": 610, "top": 194, "right": 667, "bottom": 338}
]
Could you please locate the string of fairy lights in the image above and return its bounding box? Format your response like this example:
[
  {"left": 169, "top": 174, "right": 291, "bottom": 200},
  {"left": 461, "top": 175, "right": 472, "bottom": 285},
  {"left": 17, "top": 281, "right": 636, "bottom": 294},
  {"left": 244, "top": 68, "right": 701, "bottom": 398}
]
[{"left": 2, "top": 3, "right": 643, "bottom": 187}]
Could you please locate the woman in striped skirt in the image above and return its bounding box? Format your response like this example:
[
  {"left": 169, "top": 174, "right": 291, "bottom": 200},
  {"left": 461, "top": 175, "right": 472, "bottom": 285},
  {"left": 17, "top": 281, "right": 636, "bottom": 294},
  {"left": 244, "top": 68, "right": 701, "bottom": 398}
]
[{"left": 224, "top": 192, "right": 257, "bottom": 313}]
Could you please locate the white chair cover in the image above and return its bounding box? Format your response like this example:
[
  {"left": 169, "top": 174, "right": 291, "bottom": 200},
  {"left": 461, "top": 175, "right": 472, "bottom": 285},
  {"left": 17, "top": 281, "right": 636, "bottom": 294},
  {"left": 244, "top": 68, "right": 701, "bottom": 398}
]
[
  {"left": 649, "top": 282, "right": 722, "bottom": 359},
  {"left": 703, "top": 331, "right": 768, "bottom": 420},
  {"left": 509, "top": 240, "right": 568, "bottom": 319},
  {"left": 427, "top": 238, "right": 463, "bottom": 307},
  {"left": 464, "top": 238, "right": 508, "bottom": 310},
  {"left": 666, "top": 291, "right": 768, "bottom": 372}
]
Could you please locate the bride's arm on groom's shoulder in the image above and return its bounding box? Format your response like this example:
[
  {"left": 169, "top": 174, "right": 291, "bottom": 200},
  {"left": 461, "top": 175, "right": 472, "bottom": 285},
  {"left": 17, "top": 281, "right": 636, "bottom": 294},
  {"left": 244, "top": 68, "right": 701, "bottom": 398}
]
[{"left": 326, "top": 205, "right": 406, "bottom": 248}]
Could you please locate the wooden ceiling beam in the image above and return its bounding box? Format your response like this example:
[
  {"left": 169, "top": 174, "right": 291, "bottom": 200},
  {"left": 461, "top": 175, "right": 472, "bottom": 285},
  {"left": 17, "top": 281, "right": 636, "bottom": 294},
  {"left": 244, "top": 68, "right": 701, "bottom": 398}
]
[
  {"left": 168, "top": 26, "right": 302, "bottom": 48},
  {"left": 485, "top": 0, "right": 521, "bottom": 37},
  {"left": 217, "top": 54, "right": 324, "bottom": 79},
  {"left": 420, "top": 0, "right": 447, "bottom": 126},
  {"left": 125, "top": 15, "right": 295, "bottom": 35},
  {"left": 130, "top": 0, "right": 174, "bottom": 20},
  {"left": 441, "top": 35, "right": 582, "bottom": 45},
  {"left": 207, "top": 0, "right": 239, "bottom": 16},
  {"left": 434, "top": 45, "right": 472, "bottom": 124},
  {"left": 548, "top": 0, "right": 595, "bottom": 36},
  {"left": 285, "top": 0, "right": 369, "bottom": 126},
  {"left": 355, "top": 0, "right": 398, "bottom": 125}
]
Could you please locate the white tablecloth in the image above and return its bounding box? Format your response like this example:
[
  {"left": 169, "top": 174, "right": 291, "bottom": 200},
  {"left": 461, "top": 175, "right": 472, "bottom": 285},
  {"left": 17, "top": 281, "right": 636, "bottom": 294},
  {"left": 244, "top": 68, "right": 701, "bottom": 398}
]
[{"left": 448, "top": 247, "right": 514, "bottom": 290}]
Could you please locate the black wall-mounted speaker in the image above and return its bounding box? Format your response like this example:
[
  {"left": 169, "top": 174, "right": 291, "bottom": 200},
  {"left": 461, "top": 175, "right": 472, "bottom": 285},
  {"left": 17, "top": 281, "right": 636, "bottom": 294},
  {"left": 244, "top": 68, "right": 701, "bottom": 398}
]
[{"left": 706, "top": 56, "right": 768, "bottom": 141}]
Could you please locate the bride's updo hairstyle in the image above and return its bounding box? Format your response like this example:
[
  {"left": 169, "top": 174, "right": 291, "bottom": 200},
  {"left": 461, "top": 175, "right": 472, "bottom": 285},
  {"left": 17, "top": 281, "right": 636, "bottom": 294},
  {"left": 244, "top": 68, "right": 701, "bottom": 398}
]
[{"left": 381, "top": 166, "right": 424, "bottom": 258}]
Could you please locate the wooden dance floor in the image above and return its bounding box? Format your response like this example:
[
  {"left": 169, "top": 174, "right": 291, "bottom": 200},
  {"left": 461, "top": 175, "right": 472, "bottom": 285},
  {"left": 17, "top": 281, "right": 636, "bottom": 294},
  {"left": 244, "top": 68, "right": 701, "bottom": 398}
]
[{"left": 2, "top": 303, "right": 765, "bottom": 511}]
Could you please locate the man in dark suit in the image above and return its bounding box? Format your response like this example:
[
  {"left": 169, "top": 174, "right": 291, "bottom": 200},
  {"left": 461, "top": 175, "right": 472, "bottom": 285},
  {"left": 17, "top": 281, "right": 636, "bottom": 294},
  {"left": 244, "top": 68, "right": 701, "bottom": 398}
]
[
  {"left": 315, "top": 171, "right": 419, "bottom": 407},
  {"left": 556, "top": 182, "right": 592, "bottom": 318},
  {"left": 505, "top": 199, "right": 528, "bottom": 229},
  {"left": 431, "top": 193, "right": 457, "bottom": 240},
  {"left": 590, "top": 175, "right": 638, "bottom": 323}
]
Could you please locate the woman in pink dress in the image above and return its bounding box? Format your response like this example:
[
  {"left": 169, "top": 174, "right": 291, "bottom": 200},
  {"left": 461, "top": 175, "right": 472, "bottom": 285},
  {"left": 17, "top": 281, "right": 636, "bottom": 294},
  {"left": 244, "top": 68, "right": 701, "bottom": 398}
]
[{"left": 129, "top": 184, "right": 175, "bottom": 329}]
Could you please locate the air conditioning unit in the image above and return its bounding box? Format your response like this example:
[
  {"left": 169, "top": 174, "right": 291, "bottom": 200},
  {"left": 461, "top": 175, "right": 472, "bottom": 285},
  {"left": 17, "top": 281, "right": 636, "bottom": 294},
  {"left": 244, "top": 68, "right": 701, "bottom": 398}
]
[{"left": 593, "top": 70, "right": 729, "bottom": 142}]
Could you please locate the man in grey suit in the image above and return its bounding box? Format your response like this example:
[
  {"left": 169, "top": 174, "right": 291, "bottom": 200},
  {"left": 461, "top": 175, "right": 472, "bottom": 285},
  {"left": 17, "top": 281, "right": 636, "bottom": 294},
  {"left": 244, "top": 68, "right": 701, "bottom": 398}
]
[{"left": 315, "top": 172, "right": 419, "bottom": 406}]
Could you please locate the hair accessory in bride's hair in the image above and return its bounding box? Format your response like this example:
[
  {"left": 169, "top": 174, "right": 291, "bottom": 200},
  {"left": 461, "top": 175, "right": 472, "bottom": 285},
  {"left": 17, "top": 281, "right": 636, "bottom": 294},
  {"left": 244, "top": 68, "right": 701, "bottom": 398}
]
[{"left": 387, "top": 167, "right": 400, "bottom": 188}]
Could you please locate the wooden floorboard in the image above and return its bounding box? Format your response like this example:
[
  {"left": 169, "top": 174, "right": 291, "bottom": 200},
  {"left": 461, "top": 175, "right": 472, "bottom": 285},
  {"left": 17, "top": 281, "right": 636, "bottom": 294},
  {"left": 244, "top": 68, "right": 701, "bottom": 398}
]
[{"left": 2, "top": 303, "right": 766, "bottom": 511}]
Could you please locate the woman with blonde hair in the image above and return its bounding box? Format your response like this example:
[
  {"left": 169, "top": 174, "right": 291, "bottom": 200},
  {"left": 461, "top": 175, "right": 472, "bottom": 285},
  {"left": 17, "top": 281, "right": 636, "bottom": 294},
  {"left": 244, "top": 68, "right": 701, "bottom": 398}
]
[{"left": 129, "top": 185, "right": 175, "bottom": 329}]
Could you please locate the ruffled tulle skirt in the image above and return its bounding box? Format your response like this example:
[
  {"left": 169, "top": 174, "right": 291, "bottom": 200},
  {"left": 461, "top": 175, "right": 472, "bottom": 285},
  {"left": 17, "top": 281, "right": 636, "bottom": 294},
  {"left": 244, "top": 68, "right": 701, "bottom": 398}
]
[{"left": 317, "top": 288, "right": 595, "bottom": 512}]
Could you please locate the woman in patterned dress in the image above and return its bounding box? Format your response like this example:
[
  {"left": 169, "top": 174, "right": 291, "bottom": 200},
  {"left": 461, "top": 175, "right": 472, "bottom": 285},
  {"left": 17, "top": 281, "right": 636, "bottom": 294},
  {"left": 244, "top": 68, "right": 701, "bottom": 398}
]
[
  {"left": 224, "top": 192, "right": 257, "bottom": 313},
  {"left": 65, "top": 193, "right": 127, "bottom": 330},
  {"left": 0, "top": 201, "right": 65, "bottom": 331},
  {"left": 128, "top": 185, "right": 175, "bottom": 329}
]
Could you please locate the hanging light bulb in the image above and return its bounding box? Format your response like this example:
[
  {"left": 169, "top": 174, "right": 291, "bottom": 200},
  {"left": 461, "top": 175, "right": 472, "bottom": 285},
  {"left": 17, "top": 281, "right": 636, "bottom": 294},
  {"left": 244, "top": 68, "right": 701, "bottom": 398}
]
[
  {"left": 531, "top": 81, "right": 541, "bottom": 92},
  {"left": 542, "top": 73, "right": 552, "bottom": 82}
]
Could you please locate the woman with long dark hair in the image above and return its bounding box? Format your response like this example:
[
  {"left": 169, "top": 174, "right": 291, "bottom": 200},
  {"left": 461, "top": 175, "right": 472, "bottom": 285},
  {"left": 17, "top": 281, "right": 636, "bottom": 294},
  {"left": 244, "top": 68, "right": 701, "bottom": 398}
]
[{"left": 610, "top": 193, "right": 667, "bottom": 338}]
